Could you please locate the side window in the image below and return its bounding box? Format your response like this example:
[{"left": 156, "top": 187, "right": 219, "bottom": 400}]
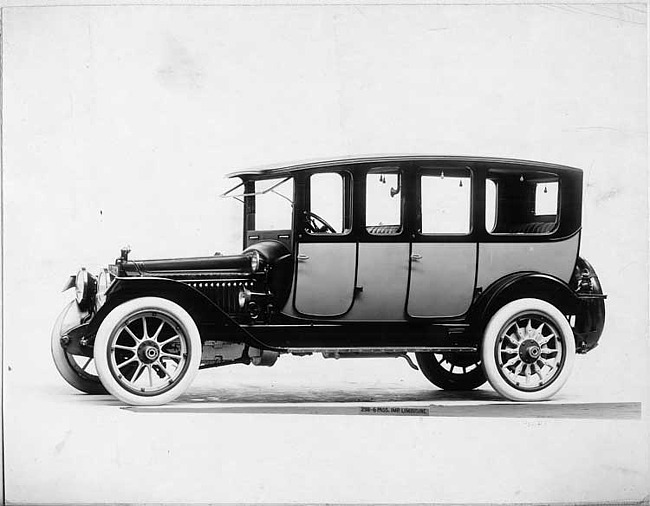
[
  {"left": 420, "top": 169, "right": 471, "bottom": 234},
  {"left": 307, "top": 172, "right": 350, "bottom": 234},
  {"left": 535, "top": 181, "right": 558, "bottom": 216},
  {"left": 366, "top": 169, "right": 402, "bottom": 235},
  {"left": 485, "top": 179, "right": 497, "bottom": 233},
  {"left": 487, "top": 169, "right": 559, "bottom": 235}
]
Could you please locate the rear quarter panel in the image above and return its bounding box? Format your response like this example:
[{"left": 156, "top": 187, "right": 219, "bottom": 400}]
[{"left": 477, "top": 233, "right": 580, "bottom": 289}]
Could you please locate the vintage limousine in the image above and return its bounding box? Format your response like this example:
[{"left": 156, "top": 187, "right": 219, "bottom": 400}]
[{"left": 52, "top": 155, "right": 606, "bottom": 405}]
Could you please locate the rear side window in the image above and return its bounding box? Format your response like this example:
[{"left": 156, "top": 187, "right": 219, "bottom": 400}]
[
  {"left": 420, "top": 168, "right": 471, "bottom": 235},
  {"left": 535, "top": 181, "right": 558, "bottom": 216},
  {"left": 486, "top": 170, "right": 559, "bottom": 235},
  {"left": 485, "top": 179, "right": 497, "bottom": 233}
]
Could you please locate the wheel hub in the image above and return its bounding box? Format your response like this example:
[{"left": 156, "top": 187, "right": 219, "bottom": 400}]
[
  {"left": 518, "top": 339, "right": 541, "bottom": 364},
  {"left": 138, "top": 340, "right": 160, "bottom": 364}
]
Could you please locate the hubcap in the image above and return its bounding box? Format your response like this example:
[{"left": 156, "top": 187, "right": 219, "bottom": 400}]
[
  {"left": 138, "top": 341, "right": 161, "bottom": 363},
  {"left": 518, "top": 339, "right": 541, "bottom": 363},
  {"left": 108, "top": 311, "right": 189, "bottom": 396},
  {"left": 495, "top": 313, "right": 565, "bottom": 392}
]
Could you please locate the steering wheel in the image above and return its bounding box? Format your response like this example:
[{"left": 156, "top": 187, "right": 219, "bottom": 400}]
[{"left": 305, "top": 211, "right": 337, "bottom": 234}]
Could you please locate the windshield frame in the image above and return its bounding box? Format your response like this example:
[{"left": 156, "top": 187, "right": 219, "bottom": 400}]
[{"left": 221, "top": 177, "right": 293, "bottom": 204}]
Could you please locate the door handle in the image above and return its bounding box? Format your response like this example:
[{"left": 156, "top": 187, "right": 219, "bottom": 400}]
[
  {"left": 297, "top": 254, "right": 310, "bottom": 261},
  {"left": 410, "top": 253, "right": 422, "bottom": 261}
]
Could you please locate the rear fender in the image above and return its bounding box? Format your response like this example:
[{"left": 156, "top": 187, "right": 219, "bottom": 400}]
[
  {"left": 471, "top": 272, "right": 579, "bottom": 332},
  {"left": 88, "top": 277, "right": 260, "bottom": 346}
]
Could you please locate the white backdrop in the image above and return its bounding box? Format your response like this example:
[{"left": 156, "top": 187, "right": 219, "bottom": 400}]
[
  {"left": 3, "top": 2, "right": 647, "bottom": 392},
  {"left": 1, "top": 3, "right": 648, "bottom": 503}
]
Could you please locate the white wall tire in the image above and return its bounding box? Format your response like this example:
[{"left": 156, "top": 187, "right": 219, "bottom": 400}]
[
  {"left": 51, "top": 302, "right": 107, "bottom": 395},
  {"left": 94, "top": 297, "right": 201, "bottom": 406},
  {"left": 481, "top": 298, "right": 575, "bottom": 402}
]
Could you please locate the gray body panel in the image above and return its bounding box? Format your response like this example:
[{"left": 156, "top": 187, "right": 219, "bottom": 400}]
[
  {"left": 476, "top": 233, "right": 580, "bottom": 288},
  {"left": 293, "top": 242, "right": 356, "bottom": 316},
  {"left": 341, "top": 243, "right": 409, "bottom": 321},
  {"left": 407, "top": 243, "right": 477, "bottom": 317},
  {"left": 284, "top": 233, "right": 580, "bottom": 322}
]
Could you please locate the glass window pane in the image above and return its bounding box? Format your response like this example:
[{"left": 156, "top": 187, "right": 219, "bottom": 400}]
[
  {"left": 309, "top": 173, "right": 344, "bottom": 234},
  {"left": 421, "top": 171, "right": 471, "bottom": 234},
  {"left": 486, "top": 169, "right": 559, "bottom": 235},
  {"left": 255, "top": 178, "right": 293, "bottom": 230},
  {"left": 485, "top": 179, "right": 497, "bottom": 233},
  {"left": 535, "top": 181, "right": 558, "bottom": 216},
  {"left": 366, "top": 171, "right": 401, "bottom": 235}
]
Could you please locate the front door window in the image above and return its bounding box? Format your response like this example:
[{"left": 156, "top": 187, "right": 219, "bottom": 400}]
[{"left": 306, "top": 172, "right": 351, "bottom": 235}]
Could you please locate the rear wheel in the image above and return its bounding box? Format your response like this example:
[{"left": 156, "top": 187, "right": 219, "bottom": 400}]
[
  {"left": 415, "top": 351, "right": 487, "bottom": 391},
  {"left": 481, "top": 298, "right": 575, "bottom": 401},
  {"left": 94, "top": 297, "right": 201, "bottom": 406}
]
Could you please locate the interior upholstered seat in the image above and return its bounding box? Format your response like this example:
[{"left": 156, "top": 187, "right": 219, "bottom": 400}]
[
  {"left": 507, "top": 222, "right": 557, "bottom": 234},
  {"left": 366, "top": 225, "right": 401, "bottom": 235}
]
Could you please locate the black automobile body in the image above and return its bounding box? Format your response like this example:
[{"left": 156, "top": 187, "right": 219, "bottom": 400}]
[{"left": 52, "top": 156, "right": 606, "bottom": 405}]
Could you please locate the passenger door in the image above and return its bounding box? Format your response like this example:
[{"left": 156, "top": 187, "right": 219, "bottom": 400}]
[
  {"left": 294, "top": 171, "right": 356, "bottom": 317},
  {"left": 343, "top": 169, "right": 410, "bottom": 321},
  {"left": 407, "top": 167, "right": 477, "bottom": 318}
]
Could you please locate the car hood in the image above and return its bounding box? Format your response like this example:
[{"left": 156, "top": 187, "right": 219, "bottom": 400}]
[{"left": 122, "top": 252, "right": 254, "bottom": 277}]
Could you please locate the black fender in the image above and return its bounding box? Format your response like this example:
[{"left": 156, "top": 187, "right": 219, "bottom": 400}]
[
  {"left": 572, "top": 257, "right": 606, "bottom": 353},
  {"left": 470, "top": 272, "right": 579, "bottom": 332},
  {"left": 88, "top": 277, "right": 263, "bottom": 348}
]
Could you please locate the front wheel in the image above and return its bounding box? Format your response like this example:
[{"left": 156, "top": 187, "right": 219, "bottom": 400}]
[
  {"left": 94, "top": 297, "right": 201, "bottom": 406},
  {"left": 481, "top": 298, "right": 575, "bottom": 402}
]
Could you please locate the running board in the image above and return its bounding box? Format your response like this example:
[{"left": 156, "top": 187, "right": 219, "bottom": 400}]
[
  {"left": 286, "top": 346, "right": 478, "bottom": 355},
  {"left": 241, "top": 323, "right": 475, "bottom": 350}
]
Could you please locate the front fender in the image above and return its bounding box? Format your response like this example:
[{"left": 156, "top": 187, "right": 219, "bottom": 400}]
[
  {"left": 55, "top": 300, "right": 89, "bottom": 338},
  {"left": 88, "top": 277, "right": 263, "bottom": 347}
]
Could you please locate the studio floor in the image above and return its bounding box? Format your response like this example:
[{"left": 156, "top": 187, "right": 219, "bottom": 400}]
[{"left": 3, "top": 354, "right": 647, "bottom": 505}]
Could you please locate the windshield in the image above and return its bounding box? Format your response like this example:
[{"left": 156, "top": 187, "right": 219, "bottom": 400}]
[{"left": 223, "top": 177, "right": 294, "bottom": 231}]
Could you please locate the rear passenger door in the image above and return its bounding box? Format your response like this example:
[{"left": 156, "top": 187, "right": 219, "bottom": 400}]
[{"left": 407, "top": 166, "right": 477, "bottom": 318}]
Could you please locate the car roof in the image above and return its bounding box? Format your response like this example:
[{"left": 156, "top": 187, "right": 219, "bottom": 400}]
[{"left": 226, "top": 154, "right": 583, "bottom": 179}]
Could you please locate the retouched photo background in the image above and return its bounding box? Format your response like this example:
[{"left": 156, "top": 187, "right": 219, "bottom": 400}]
[{"left": 1, "top": 1, "right": 648, "bottom": 504}]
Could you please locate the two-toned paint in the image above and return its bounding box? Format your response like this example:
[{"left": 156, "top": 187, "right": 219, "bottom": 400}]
[
  {"left": 266, "top": 158, "right": 582, "bottom": 328},
  {"left": 78, "top": 156, "right": 601, "bottom": 354}
]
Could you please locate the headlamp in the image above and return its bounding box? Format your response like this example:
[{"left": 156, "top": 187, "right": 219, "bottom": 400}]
[
  {"left": 75, "top": 268, "right": 88, "bottom": 304},
  {"left": 249, "top": 250, "right": 261, "bottom": 273},
  {"left": 96, "top": 268, "right": 114, "bottom": 309},
  {"left": 74, "top": 267, "right": 97, "bottom": 311}
]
